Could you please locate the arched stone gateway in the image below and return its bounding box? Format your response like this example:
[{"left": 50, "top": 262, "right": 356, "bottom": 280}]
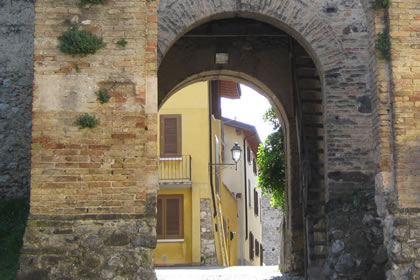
[
  {"left": 11, "top": 0, "right": 419, "bottom": 279},
  {"left": 157, "top": 1, "right": 378, "bottom": 278}
]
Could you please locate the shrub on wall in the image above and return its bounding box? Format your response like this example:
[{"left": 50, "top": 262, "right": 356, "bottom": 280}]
[
  {"left": 58, "top": 25, "right": 105, "bottom": 56},
  {"left": 75, "top": 113, "right": 99, "bottom": 129}
]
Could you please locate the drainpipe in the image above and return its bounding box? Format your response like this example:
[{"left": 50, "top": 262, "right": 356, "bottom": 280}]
[
  {"left": 208, "top": 82, "right": 217, "bottom": 218},
  {"left": 243, "top": 133, "right": 256, "bottom": 240}
]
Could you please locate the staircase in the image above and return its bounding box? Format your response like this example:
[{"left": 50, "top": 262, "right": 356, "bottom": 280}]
[{"left": 291, "top": 42, "right": 327, "bottom": 279}]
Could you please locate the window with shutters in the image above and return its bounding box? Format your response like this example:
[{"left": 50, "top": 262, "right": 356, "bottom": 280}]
[
  {"left": 157, "top": 195, "right": 184, "bottom": 239},
  {"left": 254, "top": 188, "right": 259, "bottom": 216},
  {"left": 255, "top": 239, "right": 260, "bottom": 257},
  {"left": 247, "top": 146, "right": 251, "bottom": 163},
  {"left": 249, "top": 232, "right": 254, "bottom": 260},
  {"left": 160, "top": 115, "right": 182, "bottom": 157}
]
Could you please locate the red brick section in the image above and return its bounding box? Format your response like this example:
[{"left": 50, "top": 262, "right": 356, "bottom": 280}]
[
  {"left": 29, "top": 0, "right": 159, "bottom": 216},
  {"left": 389, "top": 0, "right": 420, "bottom": 208}
]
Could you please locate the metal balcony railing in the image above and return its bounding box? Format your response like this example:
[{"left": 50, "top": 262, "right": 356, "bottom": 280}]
[{"left": 158, "top": 155, "right": 192, "bottom": 183}]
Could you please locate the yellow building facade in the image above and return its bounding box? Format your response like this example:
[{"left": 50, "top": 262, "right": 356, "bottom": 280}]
[{"left": 154, "top": 81, "right": 261, "bottom": 267}]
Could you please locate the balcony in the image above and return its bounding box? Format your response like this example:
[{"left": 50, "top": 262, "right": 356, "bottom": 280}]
[{"left": 158, "top": 155, "right": 192, "bottom": 187}]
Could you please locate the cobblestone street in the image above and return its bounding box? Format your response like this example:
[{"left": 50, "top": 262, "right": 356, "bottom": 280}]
[{"left": 156, "top": 266, "right": 303, "bottom": 280}]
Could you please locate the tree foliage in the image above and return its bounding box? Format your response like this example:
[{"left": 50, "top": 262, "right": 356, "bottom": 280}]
[{"left": 257, "top": 109, "right": 286, "bottom": 209}]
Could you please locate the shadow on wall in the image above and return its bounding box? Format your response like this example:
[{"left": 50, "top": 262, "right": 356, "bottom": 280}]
[{"left": 0, "top": 199, "right": 29, "bottom": 280}]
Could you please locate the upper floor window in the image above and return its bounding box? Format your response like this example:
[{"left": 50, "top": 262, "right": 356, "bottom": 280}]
[
  {"left": 252, "top": 158, "right": 257, "bottom": 175},
  {"left": 254, "top": 188, "right": 259, "bottom": 216},
  {"left": 160, "top": 114, "right": 182, "bottom": 157},
  {"left": 247, "top": 146, "right": 251, "bottom": 163}
]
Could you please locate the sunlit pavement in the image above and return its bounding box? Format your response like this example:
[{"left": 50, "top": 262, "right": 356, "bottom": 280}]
[{"left": 155, "top": 266, "right": 304, "bottom": 280}]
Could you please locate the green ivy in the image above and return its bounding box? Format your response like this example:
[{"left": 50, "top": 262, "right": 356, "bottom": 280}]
[
  {"left": 96, "top": 89, "right": 111, "bottom": 104},
  {"left": 74, "top": 64, "right": 81, "bottom": 73},
  {"left": 80, "top": 0, "right": 106, "bottom": 7},
  {"left": 58, "top": 25, "right": 105, "bottom": 56},
  {"left": 75, "top": 113, "right": 99, "bottom": 129},
  {"left": 116, "top": 38, "right": 128, "bottom": 48},
  {"left": 376, "top": 31, "right": 391, "bottom": 60},
  {"left": 372, "top": 0, "right": 390, "bottom": 10}
]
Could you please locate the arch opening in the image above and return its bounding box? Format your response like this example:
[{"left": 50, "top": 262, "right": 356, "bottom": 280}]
[{"left": 158, "top": 16, "right": 326, "bottom": 277}]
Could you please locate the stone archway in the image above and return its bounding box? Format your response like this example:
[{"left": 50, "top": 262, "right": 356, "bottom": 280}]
[
  {"left": 16, "top": 0, "right": 392, "bottom": 279},
  {"left": 156, "top": 1, "right": 385, "bottom": 277}
]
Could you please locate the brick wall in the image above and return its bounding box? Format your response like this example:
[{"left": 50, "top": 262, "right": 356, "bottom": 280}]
[
  {"left": 18, "top": 0, "right": 159, "bottom": 279},
  {"left": 388, "top": 0, "right": 420, "bottom": 208},
  {"left": 29, "top": 0, "right": 158, "bottom": 215},
  {"left": 374, "top": 1, "right": 420, "bottom": 279}
]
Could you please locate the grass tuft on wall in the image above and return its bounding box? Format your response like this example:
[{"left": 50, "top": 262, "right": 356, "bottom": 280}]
[
  {"left": 96, "top": 89, "right": 111, "bottom": 104},
  {"left": 376, "top": 31, "right": 391, "bottom": 60}
]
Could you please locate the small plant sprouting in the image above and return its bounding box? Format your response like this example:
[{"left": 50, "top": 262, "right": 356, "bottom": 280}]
[
  {"left": 80, "top": 0, "right": 105, "bottom": 7},
  {"left": 117, "top": 38, "right": 128, "bottom": 48},
  {"left": 96, "top": 89, "right": 111, "bottom": 104},
  {"left": 371, "top": 0, "right": 390, "bottom": 10},
  {"left": 376, "top": 31, "right": 391, "bottom": 60},
  {"left": 58, "top": 25, "right": 105, "bottom": 56},
  {"left": 75, "top": 113, "right": 99, "bottom": 129},
  {"left": 74, "top": 64, "right": 81, "bottom": 73}
]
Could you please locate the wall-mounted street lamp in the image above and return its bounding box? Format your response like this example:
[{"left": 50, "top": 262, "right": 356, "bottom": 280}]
[{"left": 210, "top": 142, "right": 242, "bottom": 170}]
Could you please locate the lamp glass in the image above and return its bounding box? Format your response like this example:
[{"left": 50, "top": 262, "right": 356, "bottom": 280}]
[{"left": 231, "top": 143, "right": 242, "bottom": 163}]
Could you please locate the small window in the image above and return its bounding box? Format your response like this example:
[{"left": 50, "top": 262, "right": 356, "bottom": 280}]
[
  {"left": 255, "top": 239, "right": 260, "bottom": 257},
  {"left": 157, "top": 195, "right": 184, "bottom": 239},
  {"left": 254, "top": 188, "right": 259, "bottom": 216},
  {"left": 247, "top": 146, "right": 251, "bottom": 163},
  {"left": 160, "top": 115, "right": 182, "bottom": 157},
  {"left": 252, "top": 158, "right": 257, "bottom": 175},
  {"left": 249, "top": 232, "right": 254, "bottom": 260}
]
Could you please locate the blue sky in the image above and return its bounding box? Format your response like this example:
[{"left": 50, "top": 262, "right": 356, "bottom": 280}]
[{"left": 221, "top": 84, "right": 275, "bottom": 142}]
